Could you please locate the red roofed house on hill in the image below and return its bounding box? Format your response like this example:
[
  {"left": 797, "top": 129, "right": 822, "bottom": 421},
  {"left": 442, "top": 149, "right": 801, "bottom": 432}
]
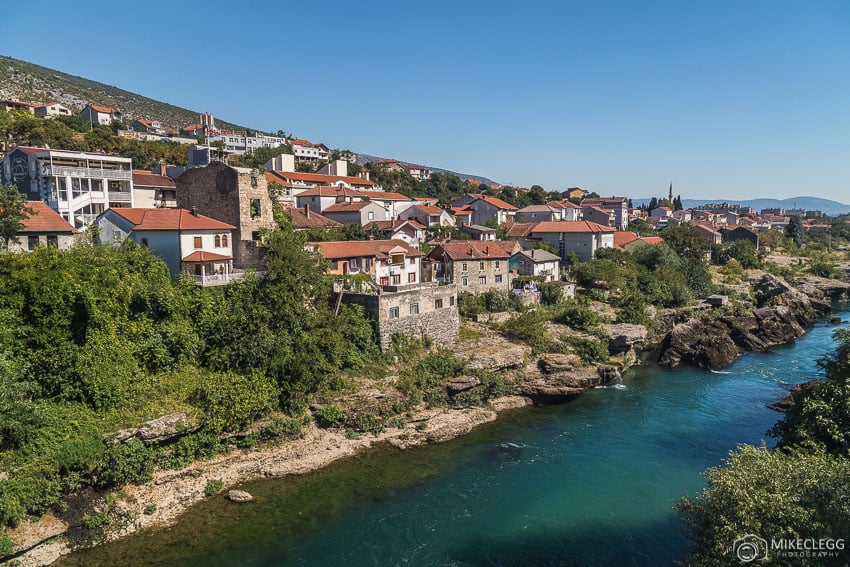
[
  {"left": 580, "top": 197, "right": 629, "bottom": 230},
  {"left": 399, "top": 204, "right": 456, "bottom": 228},
  {"left": 427, "top": 240, "right": 518, "bottom": 293},
  {"left": 80, "top": 104, "right": 122, "bottom": 126},
  {"left": 95, "top": 208, "right": 237, "bottom": 285},
  {"left": 176, "top": 161, "right": 277, "bottom": 269},
  {"left": 284, "top": 205, "right": 340, "bottom": 230},
  {"left": 312, "top": 239, "right": 459, "bottom": 350},
  {"left": 519, "top": 221, "right": 616, "bottom": 262},
  {"left": 7, "top": 201, "right": 80, "bottom": 252},
  {"left": 467, "top": 195, "right": 517, "bottom": 226}
]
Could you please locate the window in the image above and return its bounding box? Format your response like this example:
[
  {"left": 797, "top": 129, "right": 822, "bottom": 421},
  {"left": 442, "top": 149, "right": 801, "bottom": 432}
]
[
  {"left": 495, "top": 275, "right": 502, "bottom": 283},
  {"left": 250, "top": 199, "right": 261, "bottom": 218},
  {"left": 193, "top": 236, "right": 202, "bottom": 249},
  {"left": 391, "top": 253, "right": 405, "bottom": 265},
  {"left": 479, "top": 276, "right": 487, "bottom": 285},
  {"left": 141, "top": 238, "right": 149, "bottom": 247},
  {"left": 462, "top": 277, "right": 468, "bottom": 286},
  {"left": 389, "top": 307, "right": 399, "bottom": 319},
  {"left": 435, "top": 298, "right": 443, "bottom": 309},
  {"left": 409, "top": 258, "right": 415, "bottom": 265},
  {"left": 479, "top": 261, "right": 485, "bottom": 270},
  {"left": 450, "top": 296, "right": 455, "bottom": 306},
  {"left": 27, "top": 235, "right": 39, "bottom": 250},
  {"left": 251, "top": 175, "right": 258, "bottom": 188},
  {"left": 392, "top": 274, "right": 401, "bottom": 285},
  {"left": 462, "top": 262, "right": 468, "bottom": 271},
  {"left": 495, "top": 260, "right": 500, "bottom": 269},
  {"left": 410, "top": 303, "right": 419, "bottom": 315},
  {"left": 252, "top": 231, "right": 260, "bottom": 241},
  {"left": 368, "top": 211, "right": 374, "bottom": 220},
  {"left": 408, "top": 272, "right": 416, "bottom": 283},
  {"left": 221, "top": 234, "right": 228, "bottom": 247},
  {"left": 214, "top": 235, "right": 221, "bottom": 247}
]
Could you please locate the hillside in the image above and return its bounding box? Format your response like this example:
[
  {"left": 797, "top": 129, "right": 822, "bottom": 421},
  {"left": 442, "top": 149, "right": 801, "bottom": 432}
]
[
  {"left": 0, "top": 55, "right": 248, "bottom": 132},
  {"left": 634, "top": 196, "right": 850, "bottom": 216},
  {"left": 356, "top": 152, "right": 499, "bottom": 186}
]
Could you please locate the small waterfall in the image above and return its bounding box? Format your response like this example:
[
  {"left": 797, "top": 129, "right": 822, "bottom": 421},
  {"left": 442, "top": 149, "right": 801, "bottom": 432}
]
[{"left": 611, "top": 368, "right": 627, "bottom": 390}]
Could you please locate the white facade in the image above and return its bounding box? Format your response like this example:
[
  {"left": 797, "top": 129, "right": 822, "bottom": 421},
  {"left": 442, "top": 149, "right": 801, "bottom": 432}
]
[{"left": 208, "top": 134, "right": 286, "bottom": 154}]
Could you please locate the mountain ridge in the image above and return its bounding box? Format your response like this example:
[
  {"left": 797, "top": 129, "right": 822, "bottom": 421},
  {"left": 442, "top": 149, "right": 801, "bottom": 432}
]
[{"left": 632, "top": 196, "right": 849, "bottom": 215}]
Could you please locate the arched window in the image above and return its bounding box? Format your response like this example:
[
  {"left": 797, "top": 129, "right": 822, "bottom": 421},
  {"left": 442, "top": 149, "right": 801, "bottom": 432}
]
[
  {"left": 221, "top": 234, "right": 228, "bottom": 247},
  {"left": 214, "top": 235, "right": 221, "bottom": 247}
]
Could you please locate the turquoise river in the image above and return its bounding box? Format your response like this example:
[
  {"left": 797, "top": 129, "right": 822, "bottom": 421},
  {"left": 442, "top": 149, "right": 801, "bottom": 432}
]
[{"left": 59, "top": 306, "right": 849, "bottom": 567}]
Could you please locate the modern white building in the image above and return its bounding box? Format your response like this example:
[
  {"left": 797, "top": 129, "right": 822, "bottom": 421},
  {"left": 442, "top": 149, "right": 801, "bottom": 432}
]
[
  {"left": 207, "top": 133, "right": 287, "bottom": 154},
  {"left": 289, "top": 138, "right": 330, "bottom": 161},
  {"left": 80, "top": 104, "right": 121, "bottom": 126},
  {"left": 0, "top": 146, "right": 135, "bottom": 228}
]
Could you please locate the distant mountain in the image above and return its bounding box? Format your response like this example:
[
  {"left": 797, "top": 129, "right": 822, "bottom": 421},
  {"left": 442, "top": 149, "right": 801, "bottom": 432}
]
[
  {"left": 0, "top": 55, "right": 249, "bottom": 132},
  {"left": 355, "top": 153, "right": 498, "bottom": 186},
  {"left": 632, "top": 196, "right": 850, "bottom": 216}
]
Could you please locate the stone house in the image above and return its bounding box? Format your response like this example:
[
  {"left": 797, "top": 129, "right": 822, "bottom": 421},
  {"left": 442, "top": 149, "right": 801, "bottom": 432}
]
[
  {"left": 175, "top": 161, "right": 276, "bottom": 269},
  {"left": 427, "top": 240, "right": 518, "bottom": 293}
]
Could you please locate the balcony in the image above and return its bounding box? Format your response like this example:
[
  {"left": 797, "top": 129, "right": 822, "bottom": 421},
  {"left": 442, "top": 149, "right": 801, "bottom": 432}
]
[
  {"left": 189, "top": 270, "right": 265, "bottom": 287},
  {"left": 42, "top": 165, "right": 132, "bottom": 181},
  {"left": 107, "top": 191, "right": 133, "bottom": 203}
]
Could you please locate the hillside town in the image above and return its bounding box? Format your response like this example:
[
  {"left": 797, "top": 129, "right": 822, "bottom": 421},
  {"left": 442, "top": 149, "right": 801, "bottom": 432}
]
[{"left": 2, "top": 99, "right": 846, "bottom": 350}]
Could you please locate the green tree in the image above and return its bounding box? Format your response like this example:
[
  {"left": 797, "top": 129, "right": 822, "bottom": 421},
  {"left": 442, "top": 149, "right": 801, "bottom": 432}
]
[
  {"left": 786, "top": 215, "right": 805, "bottom": 246},
  {"left": 0, "top": 184, "right": 34, "bottom": 249}
]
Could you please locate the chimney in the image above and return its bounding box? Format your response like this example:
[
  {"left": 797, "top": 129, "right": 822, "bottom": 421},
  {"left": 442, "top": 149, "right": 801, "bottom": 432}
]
[
  {"left": 159, "top": 160, "right": 167, "bottom": 177},
  {"left": 304, "top": 204, "right": 310, "bottom": 218},
  {"left": 191, "top": 206, "right": 198, "bottom": 217}
]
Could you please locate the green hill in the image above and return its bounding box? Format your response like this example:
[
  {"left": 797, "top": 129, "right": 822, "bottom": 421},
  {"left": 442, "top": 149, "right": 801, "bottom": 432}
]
[{"left": 0, "top": 55, "right": 249, "bottom": 132}]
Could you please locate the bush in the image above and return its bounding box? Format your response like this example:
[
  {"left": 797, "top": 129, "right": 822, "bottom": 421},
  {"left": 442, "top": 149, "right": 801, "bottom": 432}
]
[
  {"left": 561, "top": 336, "right": 610, "bottom": 364},
  {"left": 313, "top": 404, "right": 343, "bottom": 427},
  {"left": 95, "top": 440, "right": 157, "bottom": 488},
  {"left": 540, "top": 283, "right": 564, "bottom": 306},
  {"left": 0, "top": 534, "right": 14, "bottom": 557},
  {"left": 553, "top": 300, "right": 602, "bottom": 331},
  {"left": 192, "top": 371, "right": 280, "bottom": 433},
  {"left": 204, "top": 479, "right": 224, "bottom": 496}
]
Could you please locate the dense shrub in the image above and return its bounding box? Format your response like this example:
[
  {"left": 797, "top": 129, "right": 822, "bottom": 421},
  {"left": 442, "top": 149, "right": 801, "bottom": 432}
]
[
  {"left": 553, "top": 299, "right": 602, "bottom": 331},
  {"left": 95, "top": 440, "right": 157, "bottom": 487},
  {"left": 192, "top": 371, "right": 279, "bottom": 434}
]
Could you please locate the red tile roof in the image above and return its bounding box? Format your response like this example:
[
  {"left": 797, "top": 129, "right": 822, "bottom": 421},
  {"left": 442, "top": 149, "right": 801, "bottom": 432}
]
[
  {"left": 18, "top": 202, "right": 79, "bottom": 233},
  {"left": 109, "top": 208, "right": 235, "bottom": 231},
  {"left": 313, "top": 239, "right": 422, "bottom": 259},
  {"left": 364, "top": 219, "right": 426, "bottom": 232},
  {"left": 613, "top": 231, "right": 640, "bottom": 250},
  {"left": 506, "top": 222, "right": 535, "bottom": 238},
  {"left": 430, "top": 240, "right": 517, "bottom": 260},
  {"left": 87, "top": 104, "right": 118, "bottom": 114},
  {"left": 267, "top": 170, "right": 374, "bottom": 187},
  {"left": 529, "top": 221, "right": 615, "bottom": 234},
  {"left": 288, "top": 138, "right": 314, "bottom": 147},
  {"left": 641, "top": 236, "right": 664, "bottom": 245},
  {"left": 183, "top": 124, "right": 204, "bottom": 131},
  {"left": 132, "top": 170, "right": 176, "bottom": 188},
  {"left": 181, "top": 251, "right": 233, "bottom": 262},
  {"left": 296, "top": 185, "right": 367, "bottom": 198},
  {"left": 516, "top": 205, "right": 555, "bottom": 213},
  {"left": 547, "top": 200, "right": 581, "bottom": 209},
  {"left": 416, "top": 205, "right": 445, "bottom": 215},
  {"left": 363, "top": 191, "right": 413, "bottom": 201},
  {"left": 284, "top": 206, "right": 341, "bottom": 228},
  {"left": 323, "top": 201, "right": 373, "bottom": 212},
  {"left": 474, "top": 195, "right": 517, "bottom": 210}
]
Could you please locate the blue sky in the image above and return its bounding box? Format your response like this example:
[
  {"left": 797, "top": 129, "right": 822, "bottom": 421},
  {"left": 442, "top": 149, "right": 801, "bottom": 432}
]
[{"left": 2, "top": 0, "right": 850, "bottom": 202}]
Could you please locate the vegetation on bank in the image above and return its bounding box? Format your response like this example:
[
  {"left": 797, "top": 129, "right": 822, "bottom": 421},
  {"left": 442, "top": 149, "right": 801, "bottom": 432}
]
[{"left": 679, "top": 328, "right": 850, "bottom": 566}]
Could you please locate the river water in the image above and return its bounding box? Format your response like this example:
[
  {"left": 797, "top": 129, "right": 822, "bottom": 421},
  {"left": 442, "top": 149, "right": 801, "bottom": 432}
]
[{"left": 59, "top": 307, "right": 848, "bottom": 567}]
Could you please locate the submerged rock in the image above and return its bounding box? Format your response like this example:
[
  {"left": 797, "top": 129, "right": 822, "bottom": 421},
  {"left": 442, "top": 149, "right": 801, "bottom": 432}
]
[{"left": 226, "top": 490, "right": 254, "bottom": 503}]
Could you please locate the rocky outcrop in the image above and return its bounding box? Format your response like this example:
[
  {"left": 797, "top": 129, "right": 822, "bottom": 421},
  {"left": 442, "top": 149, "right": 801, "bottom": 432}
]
[
  {"left": 768, "top": 379, "right": 824, "bottom": 412},
  {"left": 111, "top": 413, "right": 197, "bottom": 445},
  {"left": 515, "top": 357, "right": 602, "bottom": 401},
  {"left": 795, "top": 276, "right": 850, "bottom": 301},
  {"left": 226, "top": 490, "right": 254, "bottom": 503},
  {"left": 445, "top": 376, "right": 481, "bottom": 395},
  {"left": 603, "top": 324, "right": 648, "bottom": 353},
  {"left": 659, "top": 275, "right": 832, "bottom": 370}
]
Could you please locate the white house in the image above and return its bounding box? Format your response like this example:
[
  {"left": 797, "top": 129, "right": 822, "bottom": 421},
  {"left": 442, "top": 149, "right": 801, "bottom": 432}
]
[
  {"left": 515, "top": 205, "right": 557, "bottom": 223},
  {"left": 289, "top": 138, "right": 331, "bottom": 161},
  {"left": 95, "top": 208, "right": 238, "bottom": 286},
  {"left": 0, "top": 146, "right": 134, "bottom": 228},
  {"left": 33, "top": 103, "right": 72, "bottom": 118},
  {"left": 510, "top": 249, "right": 561, "bottom": 282},
  {"left": 313, "top": 239, "right": 423, "bottom": 287},
  {"left": 468, "top": 195, "right": 517, "bottom": 226},
  {"left": 650, "top": 206, "right": 673, "bottom": 218},
  {"left": 526, "top": 221, "right": 615, "bottom": 262},
  {"left": 546, "top": 200, "right": 582, "bottom": 221},
  {"left": 363, "top": 219, "right": 427, "bottom": 248},
  {"left": 294, "top": 186, "right": 368, "bottom": 214},
  {"left": 400, "top": 204, "right": 455, "bottom": 227},
  {"left": 80, "top": 104, "right": 121, "bottom": 126},
  {"left": 322, "top": 200, "right": 389, "bottom": 225}
]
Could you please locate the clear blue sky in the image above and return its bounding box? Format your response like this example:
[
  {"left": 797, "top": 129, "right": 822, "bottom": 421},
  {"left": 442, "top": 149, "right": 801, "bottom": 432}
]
[{"left": 2, "top": 0, "right": 850, "bottom": 202}]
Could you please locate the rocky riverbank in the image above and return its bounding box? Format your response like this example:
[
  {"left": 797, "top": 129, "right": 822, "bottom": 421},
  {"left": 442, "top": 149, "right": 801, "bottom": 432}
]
[{"left": 659, "top": 274, "right": 846, "bottom": 370}]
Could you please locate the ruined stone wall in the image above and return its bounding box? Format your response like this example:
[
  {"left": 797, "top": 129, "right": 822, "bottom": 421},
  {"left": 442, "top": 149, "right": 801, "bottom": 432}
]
[
  {"left": 176, "top": 161, "right": 275, "bottom": 269},
  {"left": 341, "top": 283, "right": 459, "bottom": 350}
]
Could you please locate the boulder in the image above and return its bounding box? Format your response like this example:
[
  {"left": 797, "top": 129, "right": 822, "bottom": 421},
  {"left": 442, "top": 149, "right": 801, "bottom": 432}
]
[
  {"left": 537, "top": 353, "right": 583, "bottom": 373},
  {"left": 226, "top": 490, "right": 254, "bottom": 503},
  {"left": 445, "top": 376, "right": 481, "bottom": 395},
  {"left": 112, "top": 413, "right": 196, "bottom": 445},
  {"left": 603, "top": 324, "right": 648, "bottom": 352},
  {"left": 768, "top": 379, "right": 824, "bottom": 412},
  {"left": 659, "top": 318, "right": 740, "bottom": 370}
]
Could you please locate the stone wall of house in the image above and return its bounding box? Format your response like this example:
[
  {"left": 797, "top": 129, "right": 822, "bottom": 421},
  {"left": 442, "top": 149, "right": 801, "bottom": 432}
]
[
  {"left": 341, "top": 283, "right": 459, "bottom": 350},
  {"left": 448, "top": 257, "right": 513, "bottom": 294},
  {"left": 176, "top": 161, "right": 275, "bottom": 269},
  {"left": 512, "top": 291, "right": 541, "bottom": 306}
]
